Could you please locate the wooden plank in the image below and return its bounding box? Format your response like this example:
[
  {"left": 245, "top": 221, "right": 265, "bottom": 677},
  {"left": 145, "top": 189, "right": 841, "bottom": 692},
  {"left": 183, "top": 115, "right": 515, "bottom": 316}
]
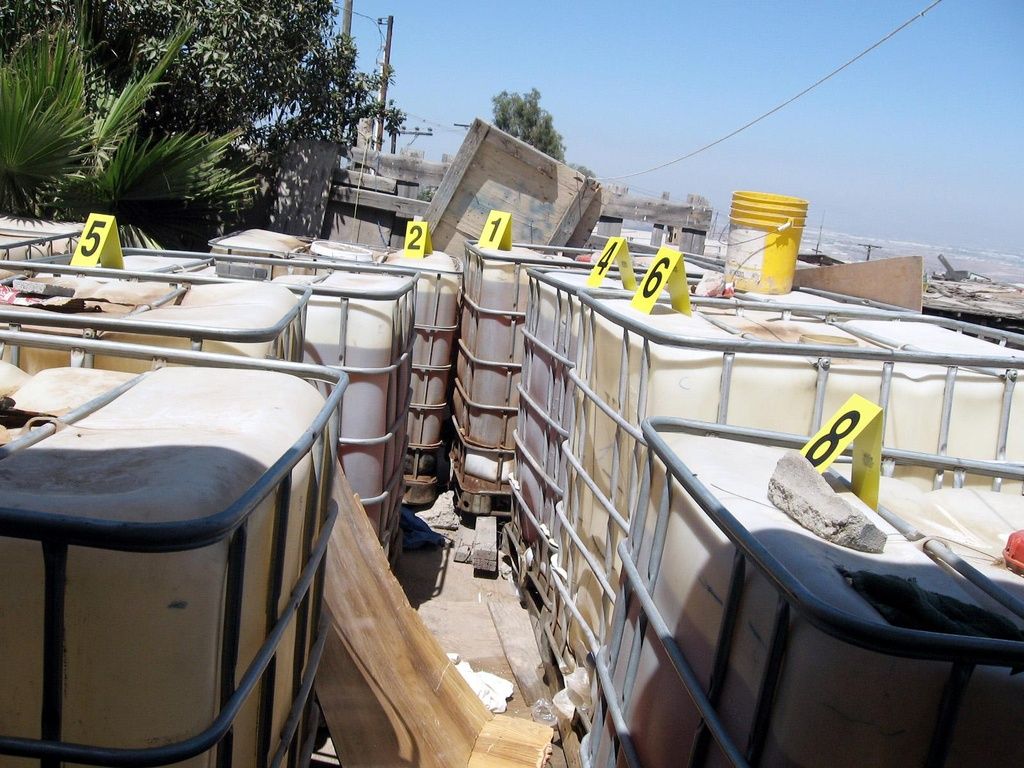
[
  {"left": 468, "top": 715, "right": 553, "bottom": 768},
  {"left": 345, "top": 147, "right": 451, "bottom": 189},
  {"left": 334, "top": 168, "right": 398, "bottom": 194},
  {"left": 317, "top": 472, "right": 491, "bottom": 768},
  {"left": 601, "top": 191, "right": 712, "bottom": 226},
  {"left": 270, "top": 140, "right": 340, "bottom": 237},
  {"left": 487, "top": 596, "right": 547, "bottom": 706},
  {"left": 321, "top": 200, "right": 395, "bottom": 249},
  {"left": 792, "top": 256, "right": 924, "bottom": 311},
  {"left": 425, "top": 120, "right": 490, "bottom": 239},
  {"left": 549, "top": 175, "right": 600, "bottom": 247},
  {"left": 472, "top": 516, "right": 498, "bottom": 573},
  {"left": 329, "top": 185, "right": 429, "bottom": 217}
]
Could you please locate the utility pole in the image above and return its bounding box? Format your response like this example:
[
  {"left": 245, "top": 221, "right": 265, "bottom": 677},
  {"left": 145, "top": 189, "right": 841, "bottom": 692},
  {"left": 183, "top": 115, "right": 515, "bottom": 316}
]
[
  {"left": 375, "top": 15, "right": 394, "bottom": 151},
  {"left": 391, "top": 127, "right": 433, "bottom": 153},
  {"left": 342, "top": 0, "right": 352, "bottom": 37},
  {"left": 857, "top": 243, "right": 883, "bottom": 261}
]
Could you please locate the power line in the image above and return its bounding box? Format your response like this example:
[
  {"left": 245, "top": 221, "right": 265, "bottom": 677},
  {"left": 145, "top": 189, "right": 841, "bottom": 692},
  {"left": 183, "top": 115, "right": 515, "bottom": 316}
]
[{"left": 597, "top": 0, "right": 945, "bottom": 182}]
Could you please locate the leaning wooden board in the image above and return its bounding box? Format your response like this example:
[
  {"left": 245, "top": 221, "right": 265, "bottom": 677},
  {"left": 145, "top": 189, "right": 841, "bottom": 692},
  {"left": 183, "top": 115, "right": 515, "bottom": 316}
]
[
  {"left": 425, "top": 119, "right": 602, "bottom": 253},
  {"left": 317, "top": 471, "right": 552, "bottom": 767}
]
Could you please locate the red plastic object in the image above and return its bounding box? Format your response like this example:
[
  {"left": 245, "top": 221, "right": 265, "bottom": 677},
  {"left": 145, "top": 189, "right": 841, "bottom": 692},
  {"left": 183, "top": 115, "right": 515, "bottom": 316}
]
[{"left": 1004, "top": 530, "right": 1024, "bottom": 576}]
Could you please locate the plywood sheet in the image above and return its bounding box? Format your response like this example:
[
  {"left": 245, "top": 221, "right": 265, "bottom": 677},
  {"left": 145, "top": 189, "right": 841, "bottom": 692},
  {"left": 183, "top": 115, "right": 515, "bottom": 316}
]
[{"left": 793, "top": 256, "right": 924, "bottom": 311}]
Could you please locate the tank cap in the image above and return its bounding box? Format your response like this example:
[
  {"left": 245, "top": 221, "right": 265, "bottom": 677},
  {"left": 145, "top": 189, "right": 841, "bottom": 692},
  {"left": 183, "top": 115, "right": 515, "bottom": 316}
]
[{"left": 1004, "top": 531, "right": 1024, "bottom": 576}]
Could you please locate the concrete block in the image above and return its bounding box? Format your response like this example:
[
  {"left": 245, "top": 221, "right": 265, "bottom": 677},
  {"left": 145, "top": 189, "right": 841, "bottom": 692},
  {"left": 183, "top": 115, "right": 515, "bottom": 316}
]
[{"left": 768, "top": 450, "right": 886, "bottom": 554}]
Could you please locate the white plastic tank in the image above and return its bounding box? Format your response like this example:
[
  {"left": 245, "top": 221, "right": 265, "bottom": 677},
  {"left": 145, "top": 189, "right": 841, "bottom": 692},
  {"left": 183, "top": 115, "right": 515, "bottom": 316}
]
[
  {"left": 561, "top": 293, "right": 1024, "bottom": 666},
  {"left": 0, "top": 217, "right": 81, "bottom": 261},
  {"left": 0, "top": 276, "right": 303, "bottom": 373},
  {"left": 381, "top": 250, "right": 462, "bottom": 503},
  {"left": 0, "top": 364, "right": 335, "bottom": 767},
  {"left": 589, "top": 426, "right": 1024, "bottom": 768},
  {"left": 275, "top": 268, "right": 415, "bottom": 559},
  {"left": 210, "top": 228, "right": 315, "bottom": 279},
  {"left": 453, "top": 242, "right": 578, "bottom": 511}
]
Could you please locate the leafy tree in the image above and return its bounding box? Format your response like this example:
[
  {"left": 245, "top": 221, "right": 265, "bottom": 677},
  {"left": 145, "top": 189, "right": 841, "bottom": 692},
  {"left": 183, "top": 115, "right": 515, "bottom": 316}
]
[
  {"left": 492, "top": 88, "right": 566, "bottom": 161},
  {"left": 0, "top": 25, "right": 253, "bottom": 247},
  {"left": 570, "top": 162, "right": 596, "bottom": 178},
  {"left": 3, "top": 1, "right": 404, "bottom": 161}
]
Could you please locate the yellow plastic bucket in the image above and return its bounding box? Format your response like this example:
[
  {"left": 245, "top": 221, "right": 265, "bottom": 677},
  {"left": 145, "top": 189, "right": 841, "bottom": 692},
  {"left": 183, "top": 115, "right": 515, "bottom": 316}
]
[
  {"left": 725, "top": 190, "right": 808, "bottom": 294},
  {"left": 733, "top": 190, "right": 810, "bottom": 208}
]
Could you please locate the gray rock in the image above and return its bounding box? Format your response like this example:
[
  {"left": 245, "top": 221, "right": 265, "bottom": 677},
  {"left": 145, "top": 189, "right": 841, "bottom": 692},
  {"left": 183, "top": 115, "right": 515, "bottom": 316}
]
[
  {"left": 767, "top": 450, "right": 886, "bottom": 554},
  {"left": 416, "top": 490, "right": 460, "bottom": 531}
]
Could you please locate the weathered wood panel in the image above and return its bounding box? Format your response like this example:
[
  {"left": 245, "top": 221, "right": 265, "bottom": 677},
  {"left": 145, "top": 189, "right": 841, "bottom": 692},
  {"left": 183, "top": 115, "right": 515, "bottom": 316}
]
[
  {"left": 425, "top": 120, "right": 601, "bottom": 253},
  {"left": 793, "top": 256, "right": 924, "bottom": 311}
]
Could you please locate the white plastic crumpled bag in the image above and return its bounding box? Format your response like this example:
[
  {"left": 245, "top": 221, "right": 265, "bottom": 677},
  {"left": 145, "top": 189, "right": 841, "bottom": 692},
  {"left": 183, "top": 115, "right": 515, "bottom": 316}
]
[{"left": 447, "top": 653, "right": 514, "bottom": 713}]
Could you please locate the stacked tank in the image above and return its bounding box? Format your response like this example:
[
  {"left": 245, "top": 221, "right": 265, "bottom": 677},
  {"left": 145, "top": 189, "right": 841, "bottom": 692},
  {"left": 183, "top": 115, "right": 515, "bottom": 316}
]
[
  {"left": 0, "top": 313, "right": 345, "bottom": 766},
  {"left": 273, "top": 265, "right": 416, "bottom": 560},
  {"left": 211, "top": 232, "right": 464, "bottom": 521},
  {"left": 380, "top": 250, "right": 463, "bottom": 505},
  {"left": 586, "top": 420, "right": 1024, "bottom": 768},
  {"left": 508, "top": 271, "right": 1024, "bottom": 728},
  {"left": 451, "top": 242, "right": 580, "bottom": 515}
]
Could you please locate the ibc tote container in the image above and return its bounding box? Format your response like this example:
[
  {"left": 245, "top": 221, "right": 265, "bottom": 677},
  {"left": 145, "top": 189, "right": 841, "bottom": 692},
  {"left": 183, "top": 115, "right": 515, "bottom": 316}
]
[
  {"left": 212, "top": 235, "right": 461, "bottom": 509},
  {"left": 273, "top": 264, "right": 417, "bottom": 561},
  {"left": 551, "top": 290, "right": 1024, "bottom": 673},
  {"left": 586, "top": 418, "right": 1024, "bottom": 768},
  {"left": 0, "top": 333, "right": 345, "bottom": 767},
  {"left": 451, "top": 241, "right": 582, "bottom": 515},
  {"left": 0, "top": 217, "right": 81, "bottom": 262},
  {"left": 0, "top": 264, "right": 308, "bottom": 372}
]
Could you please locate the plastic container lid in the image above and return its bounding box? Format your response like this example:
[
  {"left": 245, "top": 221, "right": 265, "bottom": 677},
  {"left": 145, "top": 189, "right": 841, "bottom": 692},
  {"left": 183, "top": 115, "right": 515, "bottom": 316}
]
[
  {"left": 310, "top": 240, "right": 374, "bottom": 262},
  {"left": 1004, "top": 530, "right": 1024, "bottom": 576}
]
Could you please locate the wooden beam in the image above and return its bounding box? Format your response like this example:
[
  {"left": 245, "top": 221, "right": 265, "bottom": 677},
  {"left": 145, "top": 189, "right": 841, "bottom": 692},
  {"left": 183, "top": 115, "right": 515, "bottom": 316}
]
[
  {"left": 601, "top": 192, "right": 711, "bottom": 227},
  {"left": 549, "top": 177, "right": 601, "bottom": 247},
  {"left": 425, "top": 119, "right": 490, "bottom": 234},
  {"left": 334, "top": 168, "right": 398, "bottom": 194},
  {"left": 792, "top": 256, "right": 924, "bottom": 311},
  {"left": 329, "top": 186, "right": 429, "bottom": 217},
  {"left": 344, "top": 146, "right": 450, "bottom": 189}
]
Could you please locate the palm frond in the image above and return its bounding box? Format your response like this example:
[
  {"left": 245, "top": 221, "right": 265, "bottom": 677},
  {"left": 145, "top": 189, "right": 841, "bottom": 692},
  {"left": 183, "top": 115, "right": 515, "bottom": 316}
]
[
  {"left": 0, "top": 28, "right": 91, "bottom": 215},
  {"left": 60, "top": 129, "right": 255, "bottom": 248},
  {"left": 90, "top": 24, "right": 193, "bottom": 166}
]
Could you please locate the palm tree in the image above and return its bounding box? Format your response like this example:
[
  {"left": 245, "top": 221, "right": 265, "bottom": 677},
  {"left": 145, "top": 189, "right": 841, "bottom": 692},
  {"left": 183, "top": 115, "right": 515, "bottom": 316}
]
[{"left": 0, "top": 24, "right": 254, "bottom": 249}]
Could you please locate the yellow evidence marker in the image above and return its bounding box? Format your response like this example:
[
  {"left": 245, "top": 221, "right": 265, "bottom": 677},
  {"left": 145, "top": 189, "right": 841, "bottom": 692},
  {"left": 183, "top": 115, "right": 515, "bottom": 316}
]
[
  {"left": 630, "top": 246, "right": 691, "bottom": 315},
  {"left": 478, "top": 210, "right": 512, "bottom": 251},
  {"left": 404, "top": 220, "right": 432, "bottom": 258},
  {"left": 70, "top": 213, "right": 124, "bottom": 269},
  {"left": 587, "top": 236, "right": 637, "bottom": 289},
  {"left": 801, "top": 393, "right": 884, "bottom": 509}
]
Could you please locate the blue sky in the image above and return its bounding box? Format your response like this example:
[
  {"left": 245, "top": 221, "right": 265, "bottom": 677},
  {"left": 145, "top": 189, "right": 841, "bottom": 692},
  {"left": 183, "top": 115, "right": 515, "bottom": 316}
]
[{"left": 349, "top": 1, "right": 1023, "bottom": 258}]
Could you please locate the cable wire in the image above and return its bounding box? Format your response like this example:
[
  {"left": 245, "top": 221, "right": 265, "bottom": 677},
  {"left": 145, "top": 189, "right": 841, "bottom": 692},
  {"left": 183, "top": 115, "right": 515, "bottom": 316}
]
[{"left": 597, "top": 0, "right": 945, "bottom": 182}]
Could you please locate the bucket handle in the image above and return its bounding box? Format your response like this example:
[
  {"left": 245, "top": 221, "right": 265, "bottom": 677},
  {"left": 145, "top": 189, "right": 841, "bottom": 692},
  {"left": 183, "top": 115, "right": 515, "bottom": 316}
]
[{"left": 775, "top": 218, "right": 794, "bottom": 233}]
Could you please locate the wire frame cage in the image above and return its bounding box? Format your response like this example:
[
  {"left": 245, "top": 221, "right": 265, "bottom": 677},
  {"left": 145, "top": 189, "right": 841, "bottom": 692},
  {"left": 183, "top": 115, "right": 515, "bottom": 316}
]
[{"left": 0, "top": 331, "right": 347, "bottom": 767}]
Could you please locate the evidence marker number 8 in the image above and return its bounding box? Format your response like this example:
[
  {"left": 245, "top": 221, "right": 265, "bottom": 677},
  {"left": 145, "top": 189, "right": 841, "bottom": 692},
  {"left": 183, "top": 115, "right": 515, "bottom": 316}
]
[{"left": 800, "top": 393, "right": 883, "bottom": 509}]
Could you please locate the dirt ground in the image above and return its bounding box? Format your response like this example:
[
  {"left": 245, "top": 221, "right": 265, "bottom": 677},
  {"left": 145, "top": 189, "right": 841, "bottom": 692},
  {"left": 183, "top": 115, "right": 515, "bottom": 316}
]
[{"left": 396, "top": 492, "right": 568, "bottom": 767}]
